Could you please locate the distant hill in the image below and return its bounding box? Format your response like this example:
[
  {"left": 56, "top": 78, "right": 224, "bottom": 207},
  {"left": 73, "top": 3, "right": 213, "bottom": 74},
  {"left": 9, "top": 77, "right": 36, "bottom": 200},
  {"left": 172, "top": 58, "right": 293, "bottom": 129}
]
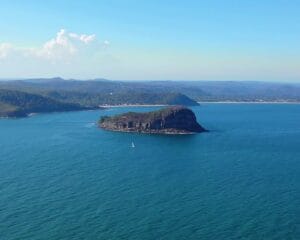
[
  {"left": 41, "top": 91, "right": 199, "bottom": 106},
  {"left": 0, "top": 78, "right": 300, "bottom": 107},
  {"left": 0, "top": 79, "right": 200, "bottom": 107},
  {"left": 175, "top": 81, "right": 300, "bottom": 102},
  {"left": 0, "top": 89, "right": 95, "bottom": 117}
]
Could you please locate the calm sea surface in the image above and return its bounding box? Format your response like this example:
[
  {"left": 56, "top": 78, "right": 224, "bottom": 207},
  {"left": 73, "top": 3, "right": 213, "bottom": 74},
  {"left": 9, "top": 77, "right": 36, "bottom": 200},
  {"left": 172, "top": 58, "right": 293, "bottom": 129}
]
[{"left": 0, "top": 104, "right": 299, "bottom": 240}]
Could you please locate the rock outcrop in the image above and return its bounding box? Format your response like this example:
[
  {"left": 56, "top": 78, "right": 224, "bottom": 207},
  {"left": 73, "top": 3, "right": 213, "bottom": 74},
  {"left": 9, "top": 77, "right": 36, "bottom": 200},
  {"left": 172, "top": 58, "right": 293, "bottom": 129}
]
[{"left": 99, "top": 106, "right": 207, "bottom": 134}]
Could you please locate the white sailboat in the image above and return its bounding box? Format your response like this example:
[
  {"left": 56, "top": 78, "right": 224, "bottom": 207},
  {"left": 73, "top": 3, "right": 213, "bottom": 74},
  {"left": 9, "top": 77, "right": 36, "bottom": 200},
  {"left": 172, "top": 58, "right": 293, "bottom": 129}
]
[{"left": 131, "top": 142, "right": 135, "bottom": 148}]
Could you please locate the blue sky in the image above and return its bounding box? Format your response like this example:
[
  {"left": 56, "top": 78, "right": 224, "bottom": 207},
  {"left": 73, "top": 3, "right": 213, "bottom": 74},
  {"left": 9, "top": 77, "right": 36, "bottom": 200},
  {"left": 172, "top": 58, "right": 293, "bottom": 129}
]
[{"left": 0, "top": 0, "right": 299, "bottom": 81}]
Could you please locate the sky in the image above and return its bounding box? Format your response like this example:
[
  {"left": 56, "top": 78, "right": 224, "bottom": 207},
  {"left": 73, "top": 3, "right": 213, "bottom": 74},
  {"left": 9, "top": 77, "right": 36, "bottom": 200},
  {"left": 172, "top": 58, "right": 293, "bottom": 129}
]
[{"left": 0, "top": 0, "right": 299, "bottom": 81}]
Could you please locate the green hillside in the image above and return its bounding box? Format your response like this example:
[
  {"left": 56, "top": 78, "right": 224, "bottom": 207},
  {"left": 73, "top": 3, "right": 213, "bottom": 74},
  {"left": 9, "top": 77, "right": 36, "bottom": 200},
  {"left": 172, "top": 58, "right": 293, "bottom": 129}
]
[{"left": 0, "top": 89, "right": 95, "bottom": 117}]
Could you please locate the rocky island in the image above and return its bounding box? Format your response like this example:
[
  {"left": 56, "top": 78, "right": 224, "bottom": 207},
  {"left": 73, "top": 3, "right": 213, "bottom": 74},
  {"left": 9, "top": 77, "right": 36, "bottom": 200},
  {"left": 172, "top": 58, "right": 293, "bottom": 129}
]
[{"left": 99, "top": 106, "right": 207, "bottom": 134}]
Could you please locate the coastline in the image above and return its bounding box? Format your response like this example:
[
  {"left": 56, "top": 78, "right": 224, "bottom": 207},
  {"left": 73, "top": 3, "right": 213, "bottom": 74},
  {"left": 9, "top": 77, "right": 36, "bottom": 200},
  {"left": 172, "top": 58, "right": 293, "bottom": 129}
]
[
  {"left": 0, "top": 107, "right": 102, "bottom": 119},
  {"left": 2, "top": 102, "right": 299, "bottom": 119},
  {"left": 198, "top": 101, "right": 300, "bottom": 104},
  {"left": 100, "top": 104, "right": 168, "bottom": 108},
  {"left": 99, "top": 127, "right": 197, "bottom": 135},
  {"left": 100, "top": 102, "right": 300, "bottom": 107}
]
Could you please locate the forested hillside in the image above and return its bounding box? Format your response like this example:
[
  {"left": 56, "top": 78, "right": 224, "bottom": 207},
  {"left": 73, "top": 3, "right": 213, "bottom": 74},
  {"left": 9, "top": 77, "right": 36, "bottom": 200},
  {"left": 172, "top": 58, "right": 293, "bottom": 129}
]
[
  {"left": 0, "top": 89, "right": 94, "bottom": 117},
  {"left": 1, "top": 78, "right": 299, "bottom": 103}
]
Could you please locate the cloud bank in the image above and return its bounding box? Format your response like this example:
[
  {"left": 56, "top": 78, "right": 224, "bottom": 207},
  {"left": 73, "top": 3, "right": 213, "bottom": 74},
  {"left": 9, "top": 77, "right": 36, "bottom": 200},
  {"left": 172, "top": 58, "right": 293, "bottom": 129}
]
[
  {"left": 0, "top": 29, "right": 114, "bottom": 78},
  {"left": 0, "top": 29, "right": 106, "bottom": 61}
]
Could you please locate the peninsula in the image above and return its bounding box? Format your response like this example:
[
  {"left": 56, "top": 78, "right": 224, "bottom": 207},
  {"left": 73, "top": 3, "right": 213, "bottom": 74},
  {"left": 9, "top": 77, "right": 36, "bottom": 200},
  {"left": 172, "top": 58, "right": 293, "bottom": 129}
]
[
  {"left": 0, "top": 89, "right": 100, "bottom": 118},
  {"left": 99, "top": 106, "right": 207, "bottom": 134}
]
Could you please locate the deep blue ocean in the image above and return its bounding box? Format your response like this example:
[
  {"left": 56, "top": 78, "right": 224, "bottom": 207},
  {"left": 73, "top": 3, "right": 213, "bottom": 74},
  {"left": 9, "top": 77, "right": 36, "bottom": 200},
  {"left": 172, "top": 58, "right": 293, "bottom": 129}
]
[{"left": 0, "top": 104, "right": 299, "bottom": 240}]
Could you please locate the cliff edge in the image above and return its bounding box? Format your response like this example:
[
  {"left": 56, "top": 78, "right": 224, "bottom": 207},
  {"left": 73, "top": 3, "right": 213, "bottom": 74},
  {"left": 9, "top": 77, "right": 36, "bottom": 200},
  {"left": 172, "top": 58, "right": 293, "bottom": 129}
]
[{"left": 99, "top": 106, "right": 207, "bottom": 134}]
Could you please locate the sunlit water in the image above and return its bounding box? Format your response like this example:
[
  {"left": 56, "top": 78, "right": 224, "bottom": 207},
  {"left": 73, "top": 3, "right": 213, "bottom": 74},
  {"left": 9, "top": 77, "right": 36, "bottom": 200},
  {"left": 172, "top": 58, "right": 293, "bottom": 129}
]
[{"left": 0, "top": 104, "right": 299, "bottom": 239}]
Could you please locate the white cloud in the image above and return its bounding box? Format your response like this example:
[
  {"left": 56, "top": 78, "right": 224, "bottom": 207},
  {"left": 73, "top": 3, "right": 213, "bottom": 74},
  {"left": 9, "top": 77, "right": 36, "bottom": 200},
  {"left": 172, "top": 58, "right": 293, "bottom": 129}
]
[
  {"left": 0, "top": 29, "right": 98, "bottom": 61},
  {"left": 103, "top": 40, "right": 110, "bottom": 47},
  {"left": 0, "top": 43, "right": 13, "bottom": 59},
  {"left": 69, "top": 32, "right": 96, "bottom": 44}
]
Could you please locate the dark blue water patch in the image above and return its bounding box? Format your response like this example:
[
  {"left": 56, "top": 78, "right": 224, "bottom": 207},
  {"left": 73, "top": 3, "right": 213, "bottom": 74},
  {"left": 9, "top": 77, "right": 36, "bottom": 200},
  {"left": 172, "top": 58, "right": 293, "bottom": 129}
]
[{"left": 0, "top": 104, "right": 299, "bottom": 240}]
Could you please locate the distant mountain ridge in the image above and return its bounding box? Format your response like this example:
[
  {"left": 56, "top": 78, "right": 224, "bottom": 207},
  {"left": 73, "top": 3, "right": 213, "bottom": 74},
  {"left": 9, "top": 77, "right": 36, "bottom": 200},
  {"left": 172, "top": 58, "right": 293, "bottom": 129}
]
[
  {"left": 1, "top": 78, "right": 299, "bottom": 102},
  {"left": 0, "top": 79, "right": 200, "bottom": 113},
  {"left": 0, "top": 78, "right": 300, "bottom": 118},
  {"left": 0, "top": 78, "right": 203, "bottom": 117}
]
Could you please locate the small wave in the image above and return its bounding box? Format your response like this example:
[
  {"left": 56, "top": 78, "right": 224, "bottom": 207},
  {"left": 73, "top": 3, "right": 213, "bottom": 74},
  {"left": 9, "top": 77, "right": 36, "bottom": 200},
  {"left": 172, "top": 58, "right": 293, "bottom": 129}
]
[{"left": 85, "top": 122, "right": 96, "bottom": 128}]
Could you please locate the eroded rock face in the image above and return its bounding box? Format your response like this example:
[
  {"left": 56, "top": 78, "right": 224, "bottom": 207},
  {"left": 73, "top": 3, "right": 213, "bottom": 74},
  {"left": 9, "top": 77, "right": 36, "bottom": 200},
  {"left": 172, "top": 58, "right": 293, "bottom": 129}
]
[{"left": 99, "top": 106, "right": 207, "bottom": 134}]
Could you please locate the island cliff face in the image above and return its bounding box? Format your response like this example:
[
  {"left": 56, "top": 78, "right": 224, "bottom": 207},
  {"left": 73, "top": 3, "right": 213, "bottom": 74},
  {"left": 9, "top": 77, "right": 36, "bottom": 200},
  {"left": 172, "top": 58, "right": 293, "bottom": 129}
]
[{"left": 99, "top": 106, "right": 207, "bottom": 134}]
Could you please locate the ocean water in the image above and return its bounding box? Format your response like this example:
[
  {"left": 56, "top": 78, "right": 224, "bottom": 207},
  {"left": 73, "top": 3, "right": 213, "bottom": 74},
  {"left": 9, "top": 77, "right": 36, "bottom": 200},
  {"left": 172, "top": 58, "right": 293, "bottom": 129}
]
[{"left": 0, "top": 104, "right": 299, "bottom": 240}]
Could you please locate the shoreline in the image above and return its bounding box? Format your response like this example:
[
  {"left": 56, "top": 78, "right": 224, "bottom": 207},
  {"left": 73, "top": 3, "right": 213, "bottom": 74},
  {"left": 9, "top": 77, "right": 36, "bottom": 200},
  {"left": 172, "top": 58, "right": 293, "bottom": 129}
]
[
  {"left": 100, "top": 102, "right": 300, "bottom": 108},
  {"left": 198, "top": 101, "right": 300, "bottom": 104},
  {"left": 100, "top": 104, "right": 168, "bottom": 108},
  {"left": 99, "top": 127, "right": 197, "bottom": 135}
]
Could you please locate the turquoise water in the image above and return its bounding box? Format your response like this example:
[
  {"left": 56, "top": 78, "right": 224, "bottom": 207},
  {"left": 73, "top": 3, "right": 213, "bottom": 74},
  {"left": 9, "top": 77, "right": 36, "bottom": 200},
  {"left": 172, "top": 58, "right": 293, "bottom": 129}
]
[{"left": 0, "top": 104, "right": 299, "bottom": 240}]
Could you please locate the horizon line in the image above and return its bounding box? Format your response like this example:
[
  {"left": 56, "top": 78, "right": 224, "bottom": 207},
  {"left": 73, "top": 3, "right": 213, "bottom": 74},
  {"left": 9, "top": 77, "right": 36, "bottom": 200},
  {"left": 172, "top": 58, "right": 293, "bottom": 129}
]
[{"left": 0, "top": 77, "right": 299, "bottom": 84}]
